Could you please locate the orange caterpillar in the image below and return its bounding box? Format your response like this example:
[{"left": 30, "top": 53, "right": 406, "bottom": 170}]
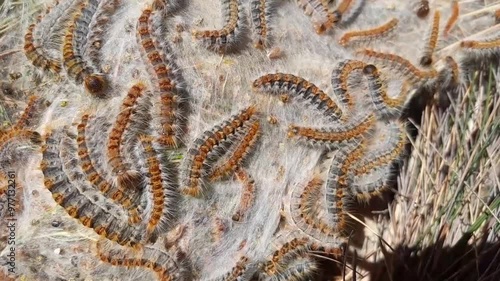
[
  {"left": 444, "top": 1, "right": 459, "bottom": 37},
  {"left": 191, "top": 0, "right": 245, "bottom": 52},
  {"left": 287, "top": 114, "right": 375, "bottom": 149},
  {"left": 357, "top": 49, "right": 438, "bottom": 84},
  {"left": 0, "top": 130, "right": 42, "bottom": 154},
  {"left": 363, "top": 64, "right": 410, "bottom": 118},
  {"left": 250, "top": 0, "right": 274, "bottom": 49},
  {"left": 96, "top": 240, "right": 183, "bottom": 280},
  {"left": 252, "top": 73, "right": 343, "bottom": 121},
  {"left": 231, "top": 168, "right": 256, "bottom": 222},
  {"left": 420, "top": 10, "right": 441, "bottom": 66},
  {"left": 331, "top": 59, "right": 367, "bottom": 108},
  {"left": 209, "top": 120, "right": 260, "bottom": 181},
  {"left": 107, "top": 83, "right": 146, "bottom": 191},
  {"left": 137, "top": 7, "right": 185, "bottom": 148},
  {"left": 24, "top": 13, "right": 62, "bottom": 74},
  {"left": 350, "top": 122, "right": 407, "bottom": 200},
  {"left": 339, "top": 18, "right": 399, "bottom": 47},
  {"left": 77, "top": 114, "right": 142, "bottom": 224},
  {"left": 297, "top": 0, "right": 337, "bottom": 34},
  {"left": 181, "top": 106, "right": 257, "bottom": 197},
  {"left": 41, "top": 129, "right": 144, "bottom": 248},
  {"left": 139, "top": 135, "right": 178, "bottom": 238},
  {"left": 263, "top": 237, "right": 310, "bottom": 275},
  {"left": 62, "top": 3, "right": 108, "bottom": 97},
  {"left": 11, "top": 96, "right": 46, "bottom": 131},
  {"left": 323, "top": 141, "right": 361, "bottom": 236},
  {"left": 289, "top": 176, "right": 348, "bottom": 249}
]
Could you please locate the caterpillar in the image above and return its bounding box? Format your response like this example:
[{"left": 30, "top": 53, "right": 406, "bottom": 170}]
[
  {"left": 83, "top": 0, "right": 121, "bottom": 71},
  {"left": 138, "top": 135, "right": 179, "bottom": 239},
  {"left": 231, "top": 168, "right": 256, "bottom": 222},
  {"left": 420, "top": 10, "right": 440, "bottom": 67},
  {"left": 24, "top": 12, "right": 62, "bottom": 74},
  {"left": 250, "top": 0, "right": 275, "bottom": 49},
  {"left": 181, "top": 106, "right": 257, "bottom": 197},
  {"left": 96, "top": 239, "right": 186, "bottom": 280},
  {"left": 363, "top": 64, "right": 410, "bottom": 118},
  {"left": 263, "top": 236, "right": 310, "bottom": 276},
  {"left": 41, "top": 129, "right": 144, "bottom": 248},
  {"left": 137, "top": 7, "right": 188, "bottom": 148},
  {"left": 357, "top": 49, "right": 438, "bottom": 84},
  {"left": 252, "top": 73, "right": 343, "bottom": 121},
  {"left": 331, "top": 59, "right": 367, "bottom": 109},
  {"left": 62, "top": 1, "right": 108, "bottom": 97},
  {"left": 209, "top": 120, "right": 260, "bottom": 182},
  {"left": 350, "top": 121, "right": 407, "bottom": 200},
  {"left": 191, "top": 0, "right": 246, "bottom": 53},
  {"left": 107, "top": 83, "right": 146, "bottom": 192},
  {"left": 339, "top": 18, "right": 399, "bottom": 47},
  {"left": 76, "top": 114, "right": 142, "bottom": 225},
  {"left": 443, "top": 1, "right": 459, "bottom": 37},
  {"left": 287, "top": 113, "right": 375, "bottom": 150},
  {"left": 297, "top": 0, "right": 337, "bottom": 34}
]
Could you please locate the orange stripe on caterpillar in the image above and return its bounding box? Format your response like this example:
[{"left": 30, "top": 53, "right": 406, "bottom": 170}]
[
  {"left": 181, "top": 106, "right": 257, "bottom": 197},
  {"left": 107, "top": 83, "right": 146, "bottom": 192},
  {"left": 252, "top": 73, "right": 343, "bottom": 121},
  {"left": 356, "top": 48, "right": 438, "bottom": 84},
  {"left": 77, "top": 114, "right": 142, "bottom": 224},
  {"left": 231, "top": 168, "right": 256, "bottom": 222},
  {"left": 191, "top": 0, "right": 245, "bottom": 53},
  {"left": 209, "top": 120, "right": 260, "bottom": 182},
  {"left": 420, "top": 10, "right": 440, "bottom": 66},
  {"left": 443, "top": 1, "right": 459, "bottom": 37},
  {"left": 339, "top": 18, "right": 399, "bottom": 47}
]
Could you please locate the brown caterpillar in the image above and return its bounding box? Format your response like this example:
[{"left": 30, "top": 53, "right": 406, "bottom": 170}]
[
  {"left": 191, "top": 0, "right": 246, "bottom": 52},
  {"left": 107, "top": 83, "right": 146, "bottom": 191},
  {"left": 339, "top": 18, "right": 399, "bottom": 47},
  {"left": 137, "top": 7, "right": 187, "bottom": 148},
  {"left": 209, "top": 120, "right": 260, "bottom": 181},
  {"left": 62, "top": 2, "right": 108, "bottom": 97},
  {"left": 231, "top": 168, "right": 256, "bottom": 222},
  {"left": 420, "top": 10, "right": 440, "bottom": 66},
  {"left": 77, "top": 114, "right": 142, "bottom": 225},
  {"left": 181, "top": 106, "right": 257, "bottom": 197},
  {"left": 252, "top": 73, "right": 343, "bottom": 121},
  {"left": 41, "top": 129, "right": 143, "bottom": 248}
]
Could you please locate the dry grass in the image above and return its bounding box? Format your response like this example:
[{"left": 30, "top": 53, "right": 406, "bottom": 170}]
[{"left": 346, "top": 68, "right": 500, "bottom": 281}]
